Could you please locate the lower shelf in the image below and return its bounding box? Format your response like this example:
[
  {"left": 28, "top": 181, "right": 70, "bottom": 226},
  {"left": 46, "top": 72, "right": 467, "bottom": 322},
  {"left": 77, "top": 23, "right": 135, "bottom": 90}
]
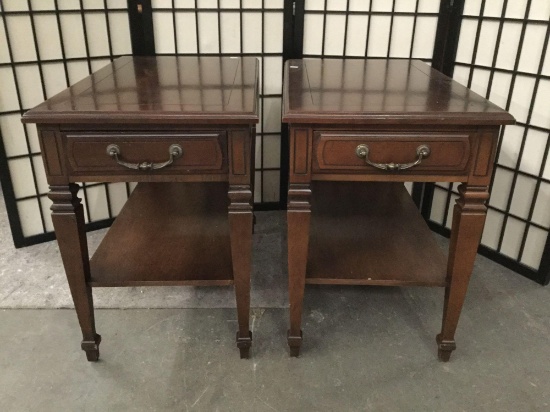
[
  {"left": 90, "top": 182, "right": 234, "bottom": 287},
  {"left": 306, "top": 182, "right": 448, "bottom": 287}
]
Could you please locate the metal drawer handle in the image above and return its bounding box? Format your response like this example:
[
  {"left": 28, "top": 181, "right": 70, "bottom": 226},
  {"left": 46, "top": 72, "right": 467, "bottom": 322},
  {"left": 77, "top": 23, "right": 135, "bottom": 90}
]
[
  {"left": 355, "top": 144, "right": 430, "bottom": 172},
  {"left": 106, "top": 144, "right": 183, "bottom": 171}
]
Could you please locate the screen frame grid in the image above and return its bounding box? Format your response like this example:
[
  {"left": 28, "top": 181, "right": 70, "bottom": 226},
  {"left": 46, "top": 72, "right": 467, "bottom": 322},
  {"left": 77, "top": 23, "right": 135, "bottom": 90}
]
[{"left": 302, "top": 0, "right": 437, "bottom": 61}]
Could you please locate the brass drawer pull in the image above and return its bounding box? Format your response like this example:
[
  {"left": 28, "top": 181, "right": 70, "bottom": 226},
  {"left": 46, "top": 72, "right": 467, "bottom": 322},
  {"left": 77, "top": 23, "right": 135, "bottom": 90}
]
[
  {"left": 355, "top": 144, "right": 430, "bottom": 172},
  {"left": 106, "top": 144, "right": 183, "bottom": 171}
]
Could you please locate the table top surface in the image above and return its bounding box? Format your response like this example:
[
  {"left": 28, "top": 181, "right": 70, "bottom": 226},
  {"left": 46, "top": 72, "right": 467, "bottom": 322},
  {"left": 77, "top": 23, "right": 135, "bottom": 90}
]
[
  {"left": 23, "top": 56, "right": 259, "bottom": 125},
  {"left": 282, "top": 58, "right": 514, "bottom": 125}
]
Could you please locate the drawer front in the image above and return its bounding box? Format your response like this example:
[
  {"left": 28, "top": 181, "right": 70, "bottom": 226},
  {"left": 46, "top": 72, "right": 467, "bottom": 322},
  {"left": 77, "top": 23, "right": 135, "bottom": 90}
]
[
  {"left": 66, "top": 132, "right": 226, "bottom": 175},
  {"left": 313, "top": 132, "right": 471, "bottom": 175}
]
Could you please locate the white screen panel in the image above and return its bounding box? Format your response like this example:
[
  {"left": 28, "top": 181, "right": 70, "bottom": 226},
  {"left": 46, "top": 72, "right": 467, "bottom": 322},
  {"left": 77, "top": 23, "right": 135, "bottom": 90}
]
[
  {"left": 242, "top": 12, "right": 262, "bottom": 53},
  {"left": 489, "top": 168, "right": 514, "bottom": 210},
  {"left": 530, "top": 79, "right": 550, "bottom": 129},
  {"left": 395, "top": 0, "right": 417, "bottom": 13},
  {"left": 154, "top": 12, "right": 176, "bottom": 53},
  {"left": 34, "top": 15, "right": 62, "bottom": 60},
  {"left": 367, "top": 16, "right": 391, "bottom": 57},
  {"left": 482, "top": 210, "right": 505, "bottom": 249},
  {"left": 389, "top": 16, "right": 415, "bottom": 58},
  {"left": 501, "top": 218, "right": 525, "bottom": 259},
  {"left": 5, "top": 16, "right": 36, "bottom": 62},
  {"left": 488, "top": 71, "right": 512, "bottom": 109},
  {"left": 1, "top": 115, "right": 27, "bottom": 157},
  {"left": 39, "top": 197, "right": 54, "bottom": 233},
  {"left": 475, "top": 21, "right": 499, "bottom": 67},
  {"left": 108, "top": 13, "right": 132, "bottom": 55},
  {"left": 42, "top": 63, "right": 68, "bottom": 99},
  {"left": 519, "top": 129, "right": 548, "bottom": 175},
  {"left": 175, "top": 12, "right": 198, "bottom": 53},
  {"left": 505, "top": 0, "right": 528, "bottom": 19},
  {"left": 497, "top": 125, "right": 523, "bottom": 169},
  {"left": 31, "top": 156, "right": 49, "bottom": 196},
  {"left": 8, "top": 158, "right": 36, "bottom": 199},
  {"left": 345, "top": 15, "right": 369, "bottom": 56},
  {"left": 522, "top": 226, "right": 547, "bottom": 268},
  {"left": 15, "top": 66, "right": 44, "bottom": 109},
  {"left": 85, "top": 14, "right": 110, "bottom": 57},
  {"left": 509, "top": 176, "right": 536, "bottom": 219},
  {"left": 220, "top": 13, "right": 241, "bottom": 54},
  {"left": 303, "top": 14, "right": 323, "bottom": 55},
  {"left": 518, "top": 24, "right": 547, "bottom": 74},
  {"left": 264, "top": 12, "right": 283, "bottom": 53},
  {"left": 198, "top": 12, "right": 220, "bottom": 53},
  {"left": 17, "top": 199, "right": 43, "bottom": 237},
  {"left": 85, "top": 185, "right": 110, "bottom": 222},
  {"left": 411, "top": 16, "right": 438, "bottom": 59},
  {"left": 0, "top": 68, "right": 18, "bottom": 112},
  {"left": 483, "top": 0, "right": 504, "bottom": 18},
  {"left": 323, "top": 14, "right": 346, "bottom": 56},
  {"left": 496, "top": 23, "right": 522, "bottom": 70},
  {"left": 529, "top": 0, "right": 550, "bottom": 21},
  {"left": 60, "top": 14, "right": 87, "bottom": 59}
]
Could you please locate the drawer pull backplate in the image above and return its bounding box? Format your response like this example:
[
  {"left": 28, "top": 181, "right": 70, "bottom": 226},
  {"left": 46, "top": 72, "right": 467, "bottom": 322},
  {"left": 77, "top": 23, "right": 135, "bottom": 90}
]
[
  {"left": 355, "top": 144, "right": 430, "bottom": 172},
  {"left": 106, "top": 144, "right": 183, "bottom": 171}
]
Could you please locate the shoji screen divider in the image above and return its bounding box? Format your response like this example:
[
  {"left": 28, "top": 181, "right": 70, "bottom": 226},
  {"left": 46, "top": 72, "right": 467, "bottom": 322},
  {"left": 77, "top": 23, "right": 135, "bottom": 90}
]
[
  {"left": 2, "top": 0, "right": 549, "bottom": 285},
  {"left": 427, "top": 0, "right": 550, "bottom": 285},
  {"left": 0, "top": 0, "right": 132, "bottom": 247}
]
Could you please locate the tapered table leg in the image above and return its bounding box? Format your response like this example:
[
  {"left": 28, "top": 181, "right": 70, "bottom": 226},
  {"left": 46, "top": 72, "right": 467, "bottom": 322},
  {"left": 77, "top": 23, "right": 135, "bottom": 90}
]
[
  {"left": 287, "top": 184, "right": 311, "bottom": 357},
  {"left": 437, "top": 184, "right": 489, "bottom": 361},
  {"left": 49, "top": 184, "right": 101, "bottom": 361},
  {"left": 229, "top": 185, "right": 253, "bottom": 359}
]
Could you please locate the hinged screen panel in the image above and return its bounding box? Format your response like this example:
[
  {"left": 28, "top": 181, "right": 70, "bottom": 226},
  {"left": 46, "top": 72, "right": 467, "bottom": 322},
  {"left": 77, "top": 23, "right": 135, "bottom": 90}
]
[{"left": 429, "top": 0, "right": 550, "bottom": 274}]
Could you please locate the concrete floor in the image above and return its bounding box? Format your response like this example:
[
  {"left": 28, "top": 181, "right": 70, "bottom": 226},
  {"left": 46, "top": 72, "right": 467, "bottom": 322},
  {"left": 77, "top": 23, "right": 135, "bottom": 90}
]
[
  {"left": 1, "top": 191, "right": 550, "bottom": 410},
  {"left": 1, "top": 273, "right": 550, "bottom": 411}
]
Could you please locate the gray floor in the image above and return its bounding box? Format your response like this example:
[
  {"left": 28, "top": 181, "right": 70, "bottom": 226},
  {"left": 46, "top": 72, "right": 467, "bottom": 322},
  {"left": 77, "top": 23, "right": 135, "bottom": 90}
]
[{"left": 1, "top": 192, "right": 550, "bottom": 410}]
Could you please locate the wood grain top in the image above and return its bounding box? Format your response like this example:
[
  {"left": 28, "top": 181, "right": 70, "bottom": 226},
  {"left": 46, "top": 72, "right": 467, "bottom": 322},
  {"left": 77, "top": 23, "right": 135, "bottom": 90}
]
[
  {"left": 23, "top": 56, "right": 259, "bottom": 125},
  {"left": 283, "top": 58, "right": 515, "bottom": 125}
]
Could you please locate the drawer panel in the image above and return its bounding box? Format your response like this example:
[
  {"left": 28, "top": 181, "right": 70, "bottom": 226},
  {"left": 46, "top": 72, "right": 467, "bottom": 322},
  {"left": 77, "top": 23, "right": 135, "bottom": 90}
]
[
  {"left": 313, "top": 132, "right": 470, "bottom": 174},
  {"left": 65, "top": 132, "right": 226, "bottom": 175}
]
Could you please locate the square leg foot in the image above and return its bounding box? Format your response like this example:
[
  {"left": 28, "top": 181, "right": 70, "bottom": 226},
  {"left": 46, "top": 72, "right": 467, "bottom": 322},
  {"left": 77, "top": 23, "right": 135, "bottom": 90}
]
[
  {"left": 436, "top": 333, "right": 456, "bottom": 362},
  {"left": 287, "top": 330, "right": 303, "bottom": 357},
  {"left": 236, "top": 331, "right": 252, "bottom": 359},
  {"left": 81, "top": 333, "right": 101, "bottom": 362}
]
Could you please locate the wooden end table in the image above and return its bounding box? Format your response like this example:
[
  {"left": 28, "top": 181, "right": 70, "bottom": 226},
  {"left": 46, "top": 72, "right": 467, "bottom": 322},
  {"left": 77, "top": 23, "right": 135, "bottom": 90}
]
[
  {"left": 23, "top": 56, "right": 259, "bottom": 360},
  {"left": 282, "top": 58, "right": 514, "bottom": 360}
]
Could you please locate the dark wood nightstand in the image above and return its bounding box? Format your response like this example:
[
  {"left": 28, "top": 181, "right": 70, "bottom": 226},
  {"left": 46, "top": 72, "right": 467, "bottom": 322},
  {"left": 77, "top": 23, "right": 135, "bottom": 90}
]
[
  {"left": 282, "top": 58, "right": 514, "bottom": 360},
  {"left": 22, "top": 56, "right": 259, "bottom": 360}
]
